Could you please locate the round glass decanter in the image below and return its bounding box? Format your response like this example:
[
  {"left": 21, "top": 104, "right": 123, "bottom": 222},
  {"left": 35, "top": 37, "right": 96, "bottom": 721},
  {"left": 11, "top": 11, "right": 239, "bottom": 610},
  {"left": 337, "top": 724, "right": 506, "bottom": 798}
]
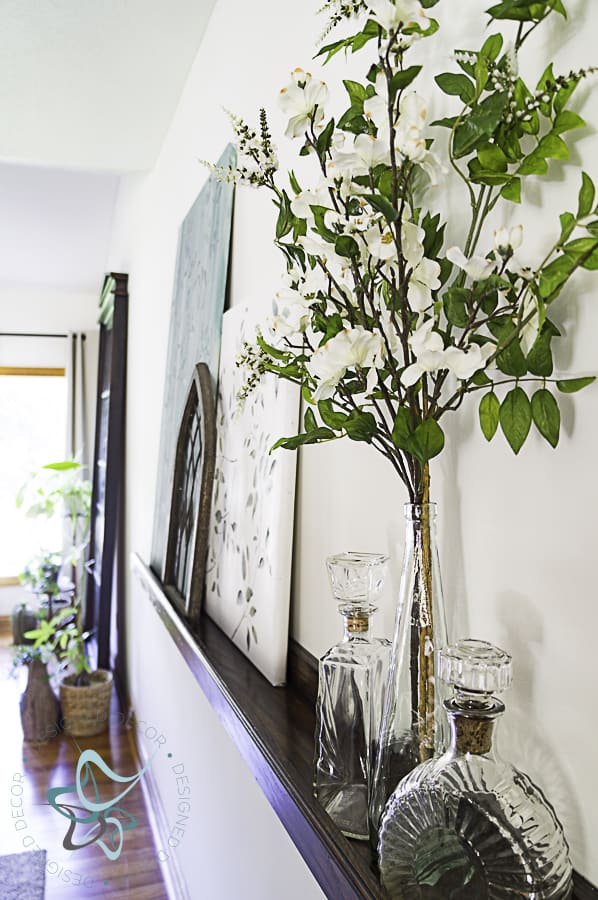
[
  {"left": 378, "top": 639, "right": 573, "bottom": 899},
  {"left": 313, "top": 552, "right": 390, "bottom": 840}
]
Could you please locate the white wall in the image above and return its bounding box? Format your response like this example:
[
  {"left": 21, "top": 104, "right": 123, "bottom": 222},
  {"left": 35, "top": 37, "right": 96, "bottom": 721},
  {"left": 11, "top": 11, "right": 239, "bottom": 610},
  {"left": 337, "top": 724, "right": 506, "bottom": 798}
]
[{"left": 108, "top": 0, "right": 598, "bottom": 891}]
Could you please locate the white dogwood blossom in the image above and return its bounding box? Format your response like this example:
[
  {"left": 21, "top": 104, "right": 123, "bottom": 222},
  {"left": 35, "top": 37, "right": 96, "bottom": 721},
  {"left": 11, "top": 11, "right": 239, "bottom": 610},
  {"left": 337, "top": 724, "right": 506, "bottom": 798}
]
[
  {"left": 364, "top": 0, "right": 429, "bottom": 33},
  {"left": 447, "top": 246, "right": 495, "bottom": 281},
  {"left": 271, "top": 287, "right": 312, "bottom": 340},
  {"left": 494, "top": 224, "right": 523, "bottom": 254},
  {"left": 279, "top": 69, "right": 328, "bottom": 139},
  {"left": 407, "top": 257, "right": 441, "bottom": 311},
  {"left": 308, "top": 326, "right": 385, "bottom": 400}
]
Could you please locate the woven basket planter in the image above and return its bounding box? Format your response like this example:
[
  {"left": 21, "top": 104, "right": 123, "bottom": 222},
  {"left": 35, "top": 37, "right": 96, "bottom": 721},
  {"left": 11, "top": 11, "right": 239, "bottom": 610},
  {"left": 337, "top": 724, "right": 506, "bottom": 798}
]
[{"left": 60, "top": 670, "right": 113, "bottom": 737}]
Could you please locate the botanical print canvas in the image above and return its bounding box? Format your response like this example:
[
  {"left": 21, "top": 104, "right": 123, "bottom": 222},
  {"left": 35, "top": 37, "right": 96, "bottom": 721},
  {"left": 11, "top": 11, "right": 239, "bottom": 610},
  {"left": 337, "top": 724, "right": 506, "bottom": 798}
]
[
  {"left": 150, "top": 144, "right": 235, "bottom": 579},
  {"left": 205, "top": 303, "right": 300, "bottom": 686}
]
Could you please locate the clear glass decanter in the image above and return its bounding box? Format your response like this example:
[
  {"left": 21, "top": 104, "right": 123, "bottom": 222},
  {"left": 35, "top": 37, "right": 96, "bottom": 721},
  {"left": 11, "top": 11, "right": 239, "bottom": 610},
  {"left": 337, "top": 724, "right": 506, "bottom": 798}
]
[
  {"left": 378, "top": 639, "right": 573, "bottom": 899},
  {"left": 313, "top": 552, "right": 391, "bottom": 840}
]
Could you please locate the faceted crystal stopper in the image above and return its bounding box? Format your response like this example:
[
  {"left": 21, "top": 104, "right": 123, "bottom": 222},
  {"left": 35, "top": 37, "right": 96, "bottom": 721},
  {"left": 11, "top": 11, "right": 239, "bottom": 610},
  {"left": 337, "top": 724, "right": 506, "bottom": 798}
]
[
  {"left": 439, "top": 638, "right": 512, "bottom": 695},
  {"left": 326, "top": 552, "right": 388, "bottom": 617}
]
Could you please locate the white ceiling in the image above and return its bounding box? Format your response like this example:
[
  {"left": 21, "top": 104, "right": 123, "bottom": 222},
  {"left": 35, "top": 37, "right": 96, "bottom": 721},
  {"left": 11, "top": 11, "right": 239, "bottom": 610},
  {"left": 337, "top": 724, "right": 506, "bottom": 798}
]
[
  {"left": 0, "top": 0, "right": 216, "bottom": 172},
  {"left": 0, "top": 1, "right": 216, "bottom": 294}
]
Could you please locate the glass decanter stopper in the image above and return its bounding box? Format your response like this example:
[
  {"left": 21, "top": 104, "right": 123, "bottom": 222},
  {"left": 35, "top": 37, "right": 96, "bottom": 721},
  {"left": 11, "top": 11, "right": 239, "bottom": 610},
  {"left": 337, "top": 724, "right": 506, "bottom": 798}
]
[
  {"left": 313, "top": 552, "right": 391, "bottom": 840},
  {"left": 378, "top": 639, "right": 573, "bottom": 899}
]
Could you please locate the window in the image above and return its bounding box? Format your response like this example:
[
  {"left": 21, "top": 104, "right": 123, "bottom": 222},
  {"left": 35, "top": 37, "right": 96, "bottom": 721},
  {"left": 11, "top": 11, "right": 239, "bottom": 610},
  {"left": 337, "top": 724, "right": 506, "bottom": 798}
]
[{"left": 0, "top": 367, "right": 67, "bottom": 581}]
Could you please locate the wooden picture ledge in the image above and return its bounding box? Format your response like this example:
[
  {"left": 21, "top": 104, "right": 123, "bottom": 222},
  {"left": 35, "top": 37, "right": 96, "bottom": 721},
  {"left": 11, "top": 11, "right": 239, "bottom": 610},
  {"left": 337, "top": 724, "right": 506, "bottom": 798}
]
[{"left": 131, "top": 553, "right": 597, "bottom": 900}]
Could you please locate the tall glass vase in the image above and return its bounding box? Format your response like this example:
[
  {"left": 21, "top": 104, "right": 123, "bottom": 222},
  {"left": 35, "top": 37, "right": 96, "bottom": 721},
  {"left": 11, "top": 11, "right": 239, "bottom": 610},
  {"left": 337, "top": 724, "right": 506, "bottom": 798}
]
[{"left": 369, "top": 501, "right": 449, "bottom": 840}]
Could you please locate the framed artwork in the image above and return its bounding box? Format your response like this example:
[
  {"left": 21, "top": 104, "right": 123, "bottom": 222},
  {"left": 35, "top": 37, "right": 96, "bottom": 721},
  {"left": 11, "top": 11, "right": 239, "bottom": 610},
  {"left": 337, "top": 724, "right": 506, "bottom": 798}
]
[
  {"left": 163, "top": 363, "right": 216, "bottom": 627},
  {"left": 150, "top": 144, "right": 236, "bottom": 579},
  {"left": 205, "top": 303, "right": 300, "bottom": 686}
]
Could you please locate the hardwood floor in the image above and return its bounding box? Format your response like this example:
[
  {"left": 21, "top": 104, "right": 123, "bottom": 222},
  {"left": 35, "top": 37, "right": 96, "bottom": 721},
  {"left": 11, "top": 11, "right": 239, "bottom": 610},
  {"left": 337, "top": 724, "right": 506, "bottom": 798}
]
[{"left": 0, "top": 630, "right": 168, "bottom": 899}]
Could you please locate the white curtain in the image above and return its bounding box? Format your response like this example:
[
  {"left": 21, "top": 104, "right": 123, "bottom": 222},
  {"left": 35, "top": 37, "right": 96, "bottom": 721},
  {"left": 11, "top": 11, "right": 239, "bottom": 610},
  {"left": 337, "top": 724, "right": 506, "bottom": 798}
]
[{"left": 65, "top": 332, "right": 88, "bottom": 470}]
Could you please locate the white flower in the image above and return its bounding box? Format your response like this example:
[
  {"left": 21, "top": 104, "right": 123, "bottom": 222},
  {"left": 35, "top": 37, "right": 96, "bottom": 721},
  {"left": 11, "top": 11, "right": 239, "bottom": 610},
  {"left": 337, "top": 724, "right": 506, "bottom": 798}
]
[
  {"left": 401, "top": 220, "right": 424, "bottom": 268},
  {"left": 395, "top": 93, "right": 428, "bottom": 162},
  {"left": 493, "top": 224, "right": 523, "bottom": 254},
  {"left": 446, "top": 246, "right": 495, "bottom": 281},
  {"left": 290, "top": 184, "right": 331, "bottom": 223},
  {"left": 354, "top": 133, "right": 390, "bottom": 169},
  {"left": 443, "top": 343, "right": 493, "bottom": 380},
  {"left": 270, "top": 287, "right": 312, "bottom": 340},
  {"left": 279, "top": 69, "right": 328, "bottom": 139},
  {"left": 407, "top": 257, "right": 441, "bottom": 312},
  {"left": 308, "top": 326, "right": 385, "bottom": 400},
  {"left": 363, "top": 73, "right": 389, "bottom": 136},
  {"left": 365, "top": 0, "right": 429, "bottom": 33},
  {"left": 401, "top": 317, "right": 446, "bottom": 386},
  {"left": 365, "top": 223, "right": 397, "bottom": 262}
]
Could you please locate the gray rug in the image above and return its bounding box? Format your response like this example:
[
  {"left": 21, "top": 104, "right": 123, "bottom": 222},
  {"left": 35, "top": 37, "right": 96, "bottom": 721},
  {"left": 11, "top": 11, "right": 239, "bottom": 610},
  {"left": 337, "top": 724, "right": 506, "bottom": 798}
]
[{"left": 0, "top": 849, "right": 46, "bottom": 899}]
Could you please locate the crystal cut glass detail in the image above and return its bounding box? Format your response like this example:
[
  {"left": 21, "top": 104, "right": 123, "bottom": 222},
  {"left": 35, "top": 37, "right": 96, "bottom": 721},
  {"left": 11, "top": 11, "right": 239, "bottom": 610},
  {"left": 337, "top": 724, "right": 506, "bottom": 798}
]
[
  {"left": 378, "top": 639, "right": 573, "bottom": 899},
  {"left": 313, "top": 552, "right": 391, "bottom": 840}
]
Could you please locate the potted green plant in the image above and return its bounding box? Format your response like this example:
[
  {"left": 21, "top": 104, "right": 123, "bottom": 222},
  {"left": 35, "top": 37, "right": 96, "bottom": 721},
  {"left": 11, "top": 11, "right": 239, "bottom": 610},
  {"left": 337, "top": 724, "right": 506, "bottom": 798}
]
[
  {"left": 16, "top": 460, "right": 92, "bottom": 605},
  {"left": 25, "top": 608, "right": 113, "bottom": 738}
]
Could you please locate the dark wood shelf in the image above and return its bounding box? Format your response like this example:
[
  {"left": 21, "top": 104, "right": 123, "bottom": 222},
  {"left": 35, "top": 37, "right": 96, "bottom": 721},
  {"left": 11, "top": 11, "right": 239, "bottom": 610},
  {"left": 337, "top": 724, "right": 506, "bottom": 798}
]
[{"left": 131, "top": 553, "right": 597, "bottom": 900}]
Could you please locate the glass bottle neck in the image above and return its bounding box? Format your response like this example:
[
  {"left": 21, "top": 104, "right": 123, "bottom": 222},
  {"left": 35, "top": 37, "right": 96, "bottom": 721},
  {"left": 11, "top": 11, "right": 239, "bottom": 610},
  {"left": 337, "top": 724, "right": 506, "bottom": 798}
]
[
  {"left": 341, "top": 612, "right": 373, "bottom": 641},
  {"left": 445, "top": 697, "right": 504, "bottom": 756}
]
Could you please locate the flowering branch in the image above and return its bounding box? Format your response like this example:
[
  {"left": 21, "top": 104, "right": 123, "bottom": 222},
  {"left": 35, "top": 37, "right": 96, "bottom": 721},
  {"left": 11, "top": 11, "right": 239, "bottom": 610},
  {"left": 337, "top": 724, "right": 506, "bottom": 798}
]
[{"left": 205, "top": 0, "right": 598, "bottom": 500}]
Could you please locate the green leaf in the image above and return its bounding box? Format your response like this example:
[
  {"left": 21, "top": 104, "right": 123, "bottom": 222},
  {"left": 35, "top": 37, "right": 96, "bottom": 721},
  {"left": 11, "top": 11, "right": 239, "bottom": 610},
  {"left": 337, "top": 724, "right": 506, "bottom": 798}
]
[
  {"left": 270, "top": 427, "right": 336, "bottom": 452},
  {"left": 538, "top": 254, "right": 575, "bottom": 301},
  {"left": 564, "top": 236, "right": 598, "bottom": 270},
  {"left": 275, "top": 192, "right": 293, "bottom": 240},
  {"left": 479, "top": 391, "right": 500, "bottom": 441},
  {"left": 407, "top": 419, "right": 445, "bottom": 463},
  {"left": 335, "top": 234, "right": 360, "bottom": 258},
  {"left": 362, "top": 193, "right": 398, "bottom": 223},
  {"left": 494, "top": 329, "right": 528, "bottom": 378},
  {"left": 500, "top": 387, "right": 532, "bottom": 454},
  {"left": 481, "top": 32, "right": 504, "bottom": 60},
  {"left": 344, "top": 410, "right": 377, "bottom": 442},
  {"left": 343, "top": 80, "right": 367, "bottom": 106},
  {"left": 315, "top": 19, "right": 379, "bottom": 63},
  {"left": 318, "top": 399, "right": 348, "bottom": 430},
  {"left": 390, "top": 65, "right": 422, "bottom": 96},
  {"left": 288, "top": 170, "right": 302, "bottom": 195},
  {"left": 310, "top": 205, "right": 337, "bottom": 243},
  {"left": 518, "top": 152, "right": 548, "bottom": 176},
  {"left": 559, "top": 212, "right": 576, "bottom": 243},
  {"left": 435, "top": 72, "right": 475, "bottom": 104},
  {"left": 316, "top": 118, "right": 335, "bottom": 157},
  {"left": 391, "top": 407, "right": 413, "bottom": 450},
  {"left": 531, "top": 389, "right": 560, "bottom": 447},
  {"left": 421, "top": 212, "right": 445, "bottom": 260},
  {"left": 452, "top": 92, "right": 509, "bottom": 158},
  {"left": 478, "top": 143, "right": 508, "bottom": 172},
  {"left": 537, "top": 132, "right": 569, "bottom": 160},
  {"left": 471, "top": 370, "right": 492, "bottom": 386},
  {"left": 554, "top": 76, "right": 579, "bottom": 115},
  {"left": 556, "top": 376, "right": 596, "bottom": 393},
  {"left": 526, "top": 319, "right": 560, "bottom": 377},
  {"left": 43, "top": 461, "right": 80, "bottom": 471},
  {"left": 304, "top": 407, "right": 317, "bottom": 432},
  {"left": 430, "top": 115, "right": 459, "bottom": 130},
  {"left": 443, "top": 287, "right": 471, "bottom": 327},
  {"left": 501, "top": 178, "right": 521, "bottom": 203},
  {"left": 486, "top": 0, "right": 565, "bottom": 21},
  {"left": 553, "top": 110, "right": 586, "bottom": 135},
  {"left": 577, "top": 172, "right": 595, "bottom": 219}
]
